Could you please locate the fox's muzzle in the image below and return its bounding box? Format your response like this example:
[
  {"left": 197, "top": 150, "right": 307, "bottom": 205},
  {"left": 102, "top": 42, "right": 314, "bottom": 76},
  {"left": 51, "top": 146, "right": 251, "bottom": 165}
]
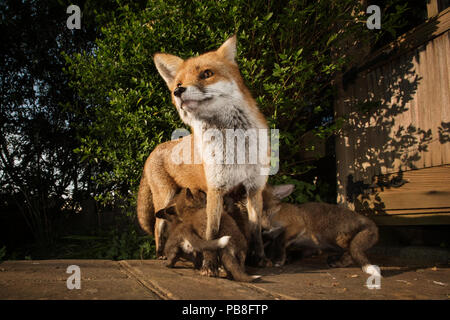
[{"left": 174, "top": 86, "right": 186, "bottom": 97}]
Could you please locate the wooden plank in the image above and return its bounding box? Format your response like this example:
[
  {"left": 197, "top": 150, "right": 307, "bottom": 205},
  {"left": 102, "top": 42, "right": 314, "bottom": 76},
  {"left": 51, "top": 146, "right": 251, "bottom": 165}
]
[
  {"left": 354, "top": 7, "right": 450, "bottom": 77},
  {"left": 335, "top": 10, "right": 450, "bottom": 222},
  {"left": 384, "top": 207, "right": 450, "bottom": 215},
  {"left": 381, "top": 191, "right": 450, "bottom": 211},
  {"left": 367, "top": 165, "right": 450, "bottom": 215},
  {"left": 437, "top": 33, "right": 450, "bottom": 165},
  {"left": 373, "top": 213, "right": 450, "bottom": 226},
  {"left": 367, "top": 68, "right": 380, "bottom": 179},
  {"left": 427, "top": 0, "right": 439, "bottom": 18},
  {"left": 399, "top": 54, "right": 413, "bottom": 172},
  {"left": 334, "top": 74, "right": 348, "bottom": 205},
  {"left": 411, "top": 48, "right": 426, "bottom": 170},
  {"left": 348, "top": 75, "right": 358, "bottom": 181},
  {"left": 429, "top": 37, "right": 442, "bottom": 167},
  {"left": 420, "top": 42, "right": 433, "bottom": 168}
]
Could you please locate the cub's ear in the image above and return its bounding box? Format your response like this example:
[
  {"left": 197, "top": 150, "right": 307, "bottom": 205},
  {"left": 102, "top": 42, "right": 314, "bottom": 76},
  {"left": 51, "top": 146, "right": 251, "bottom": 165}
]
[
  {"left": 155, "top": 208, "right": 166, "bottom": 219},
  {"left": 165, "top": 205, "right": 177, "bottom": 215},
  {"left": 155, "top": 205, "right": 176, "bottom": 219},
  {"left": 197, "top": 190, "right": 207, "bottom": 204},
  {"left": 265, "top": 226, "right": 285, "bottom": 239},
  {"left": 153, "top": 53, "right": 184, "bottom": 88},
  {"left": 272, "top": 184, "right": 295, "bottom": 200},
  {"left": 185, "top": 188, "right": 194, "bottom": 200},
  {"left": 216, "top": 35, "right": 237, "bottom": 64}
]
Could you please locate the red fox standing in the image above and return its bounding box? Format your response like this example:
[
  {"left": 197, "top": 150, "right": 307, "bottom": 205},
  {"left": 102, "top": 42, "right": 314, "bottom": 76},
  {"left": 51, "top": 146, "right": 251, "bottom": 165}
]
[{"left": 137, "top": 36, "right": 271, "bottom": 275}]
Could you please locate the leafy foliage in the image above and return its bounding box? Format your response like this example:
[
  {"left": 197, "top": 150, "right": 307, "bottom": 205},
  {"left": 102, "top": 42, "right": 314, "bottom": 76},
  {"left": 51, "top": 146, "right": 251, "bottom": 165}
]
[
  {"left": 61, "top": 228, "right": 155, "bottom": 260},
  {"left": 0, "top": 0, "right": 100, "bottom": 245},
  {"left": 1, "top": 0, "right": 418, "bottom": 258},
  {"left": 66, "top": 0, "right": 411, "bottom": 206},
  {"left": 67, "top": 0, "right": 360, "bottom": 205}
]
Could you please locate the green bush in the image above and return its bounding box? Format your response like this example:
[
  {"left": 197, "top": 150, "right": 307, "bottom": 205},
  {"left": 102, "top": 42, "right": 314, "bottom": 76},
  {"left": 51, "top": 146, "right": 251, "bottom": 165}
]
[
  {"left": 65, "top": 0, "right": 411, "bottom": 210},
  {"left": 61, "top": 228, "right": 155, "bottom": 260}
]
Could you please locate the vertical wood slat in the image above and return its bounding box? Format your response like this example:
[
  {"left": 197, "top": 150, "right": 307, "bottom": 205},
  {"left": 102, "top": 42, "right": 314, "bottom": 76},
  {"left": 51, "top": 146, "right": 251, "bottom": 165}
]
[
  {"left": 427, "top": 0, "right": 439, "bottom": 18},
  {"left": 341, "top": 31, "right": 450, "bottom": 174},
  {"left": 430, "top": 39, "right": 442, "bottom": 167},
  {"left": 438, "top": 33, "right": 450, "bottom": 164},
  {"left": 335, "top": 20, "right": 450, "bottom": 216}
]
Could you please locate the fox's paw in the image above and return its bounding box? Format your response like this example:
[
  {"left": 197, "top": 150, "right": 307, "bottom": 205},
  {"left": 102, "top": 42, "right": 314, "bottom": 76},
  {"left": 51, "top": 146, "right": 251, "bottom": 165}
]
[
  {"left": 157, "top": 255, "right": 167, "bottom": 260},
  {"left": 200, "top": 259, "right": 219, "bottom": 277},
  {"left": 326, "top": 254, "right": 341, "bottom": 267},
  {"left": 274, "top": 260, "right": 285, "bottom": 267},
  {"left": 252, "top": 253, "right": 272, "bottom": 268},
  {"left": 258, "top": 257, "right": 273, "bottom": 268},
  {"left": 200, "top": 266, "right": 219, "bottom": 277}
]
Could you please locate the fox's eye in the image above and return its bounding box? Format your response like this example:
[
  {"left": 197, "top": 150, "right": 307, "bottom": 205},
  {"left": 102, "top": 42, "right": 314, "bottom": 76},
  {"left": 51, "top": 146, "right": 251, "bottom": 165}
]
[
  {"left": 176, "top": 83, "right": 182, "bottom": 87},
  {"left": 200, "top": 69, "right": 214, "bottom": 80}
]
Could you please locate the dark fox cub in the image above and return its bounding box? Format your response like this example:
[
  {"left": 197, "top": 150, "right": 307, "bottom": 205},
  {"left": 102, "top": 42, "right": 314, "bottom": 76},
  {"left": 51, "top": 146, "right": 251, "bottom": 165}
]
[
  {"left": 262, "top": 185, "right": 380, "bottom": 276},
  {"left": 155, "top": 188, "right": 259, "bottom": 282}
]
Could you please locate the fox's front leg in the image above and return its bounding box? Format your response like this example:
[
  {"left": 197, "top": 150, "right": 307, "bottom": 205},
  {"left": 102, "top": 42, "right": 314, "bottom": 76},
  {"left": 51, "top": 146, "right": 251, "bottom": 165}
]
[
  {"left": 201, "top": 188, "right": 223, "bottom": 277},
  {"left": 154, "top": 218, "right": 167, "bottom": 259},
  {"left": 247, "top": 189, "right": 271, "bottom": 267}
]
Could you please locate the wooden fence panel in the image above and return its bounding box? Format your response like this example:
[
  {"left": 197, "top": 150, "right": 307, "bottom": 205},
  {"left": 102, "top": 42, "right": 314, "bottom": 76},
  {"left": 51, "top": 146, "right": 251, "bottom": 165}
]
[{"left": 335, "top": 9, "right": 450, "bottom": 225}]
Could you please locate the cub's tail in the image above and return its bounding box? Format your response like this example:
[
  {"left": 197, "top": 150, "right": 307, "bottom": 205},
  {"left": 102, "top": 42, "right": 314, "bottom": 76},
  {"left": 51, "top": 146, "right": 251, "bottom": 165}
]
[
  {"left": 182, "top": 235, "right": 231, "bottom": 253},
  {"left": 221, "top": 250, "right": 261, "bottom": 282}
]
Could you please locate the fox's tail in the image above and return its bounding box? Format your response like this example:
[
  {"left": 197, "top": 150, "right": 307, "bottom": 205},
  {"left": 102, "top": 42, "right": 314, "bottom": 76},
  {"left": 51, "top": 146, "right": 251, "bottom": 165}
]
[{"left": 137, "top": 172, "right": 155, "bottom": 236}]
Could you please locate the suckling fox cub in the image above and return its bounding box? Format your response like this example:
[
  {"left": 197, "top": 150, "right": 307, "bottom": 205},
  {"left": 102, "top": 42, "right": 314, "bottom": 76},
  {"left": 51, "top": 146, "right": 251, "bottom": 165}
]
[
  {"left": 262, "top": 185, "right": 380, "bottom": 276},
  {"left": 155, "top": 188, "right": 260, "bottom": 282}
]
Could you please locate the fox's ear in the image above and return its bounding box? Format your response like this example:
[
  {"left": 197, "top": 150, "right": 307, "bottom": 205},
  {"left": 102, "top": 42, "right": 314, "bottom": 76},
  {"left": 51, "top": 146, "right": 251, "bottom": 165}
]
[
  {"left": 153, "top": 53, "right": 184, "bottom": 87},
  {"left": 272, "top": 184, "right": 295, "bottom": 200},
  {"left": 262, "top": 226, "right": 285, "bottom": 239},
  {"left": 217, "top": 35, "right": 237, "bottom": 63}
]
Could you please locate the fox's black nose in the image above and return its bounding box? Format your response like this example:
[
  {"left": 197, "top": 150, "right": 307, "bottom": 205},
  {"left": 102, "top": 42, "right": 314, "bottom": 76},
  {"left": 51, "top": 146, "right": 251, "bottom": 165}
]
[{"left": 174, "top": 86, "right": 186, "bottom": 97}]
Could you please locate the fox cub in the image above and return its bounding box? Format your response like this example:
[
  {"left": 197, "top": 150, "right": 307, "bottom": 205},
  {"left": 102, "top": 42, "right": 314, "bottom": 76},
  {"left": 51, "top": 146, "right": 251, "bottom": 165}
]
[
  {"left": 262, "top": 185, "right": 379, "bottom": 276},
  {"left": 155, "top": 188, "right": 260, "bottom": 282}
]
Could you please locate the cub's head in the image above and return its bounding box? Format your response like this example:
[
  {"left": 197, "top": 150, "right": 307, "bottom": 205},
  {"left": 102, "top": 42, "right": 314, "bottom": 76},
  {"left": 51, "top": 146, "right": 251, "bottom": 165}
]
[
  {"left": 153, "top": 36, "right": 251, "bottom": 125},
  {"left": 155, "top": 188, "right": 207, "bottom": 223},
  {"left": 261, "top": 184, "right": 295, "bottom": 227}
]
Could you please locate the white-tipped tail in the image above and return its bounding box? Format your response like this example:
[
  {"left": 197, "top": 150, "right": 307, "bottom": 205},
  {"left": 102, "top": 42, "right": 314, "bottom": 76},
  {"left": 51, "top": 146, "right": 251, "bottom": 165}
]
[
  {"left": 362, "top": 264, "right": 381, "bottom": 277},
  {"left": 181, "top": 239, "right": 194, "bottom": 253},
  {"left": 251, "top": 275, "right": 262, "bottom": 281},
  {"left": 218, "top": 236, "right": 231, "bottom": 248}
]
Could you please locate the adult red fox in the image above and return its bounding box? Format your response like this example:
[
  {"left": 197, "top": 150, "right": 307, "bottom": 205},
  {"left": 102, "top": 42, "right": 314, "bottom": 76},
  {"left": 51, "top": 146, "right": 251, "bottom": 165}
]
[{"left": 138, "top": 36, "right": 270, "bottom": 275}]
